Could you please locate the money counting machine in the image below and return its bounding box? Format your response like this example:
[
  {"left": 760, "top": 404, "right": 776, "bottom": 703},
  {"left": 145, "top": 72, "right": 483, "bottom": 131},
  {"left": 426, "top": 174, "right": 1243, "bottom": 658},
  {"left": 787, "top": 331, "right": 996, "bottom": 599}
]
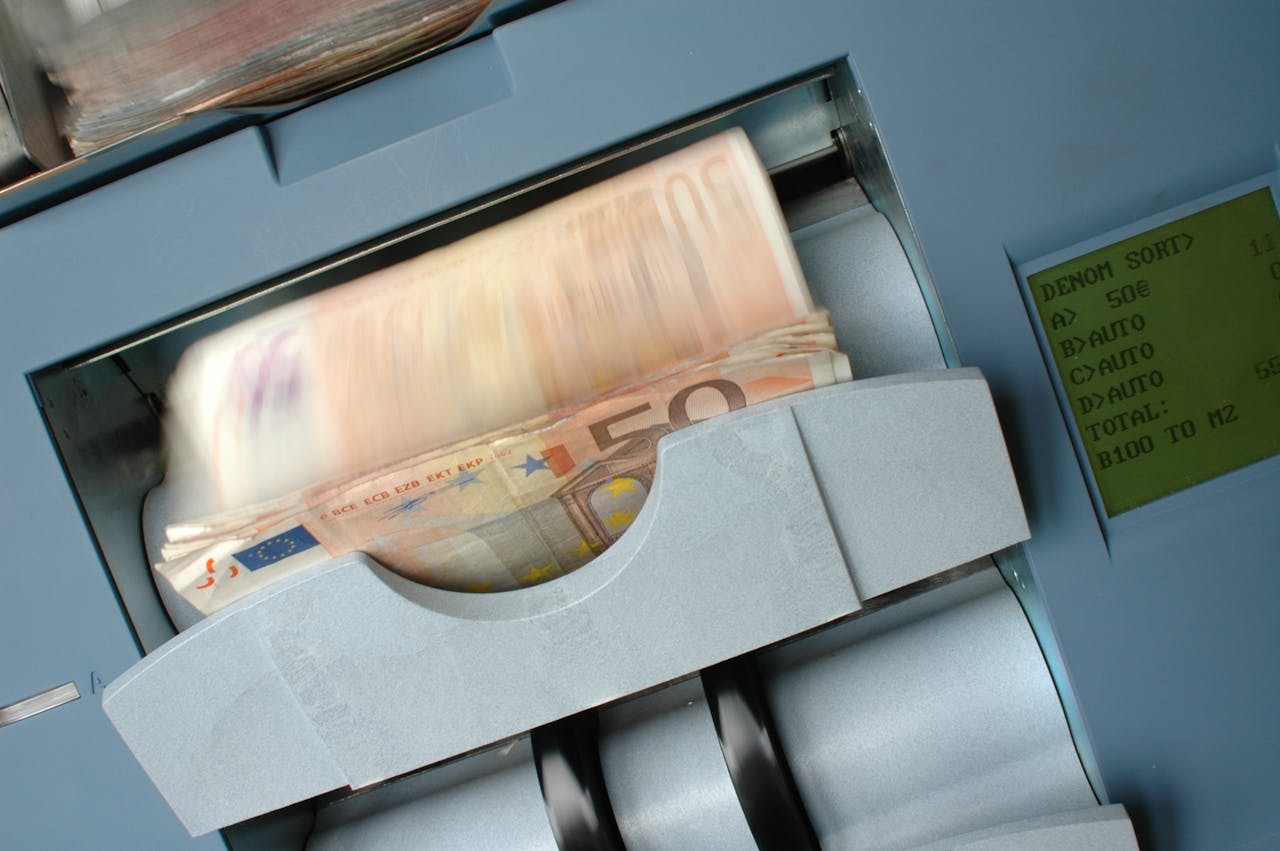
[{"left": 3, "top": 2, "right": 1279, "bottom": 849}]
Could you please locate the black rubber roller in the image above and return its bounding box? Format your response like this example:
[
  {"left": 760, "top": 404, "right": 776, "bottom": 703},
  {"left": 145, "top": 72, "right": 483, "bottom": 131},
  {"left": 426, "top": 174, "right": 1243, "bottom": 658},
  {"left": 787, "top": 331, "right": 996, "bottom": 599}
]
[
  {"left": 532, "top": 711, "right": 626, "bottom": 851},
  {"left": 702, "top": 654, "right": 820, "bottom": 850}
]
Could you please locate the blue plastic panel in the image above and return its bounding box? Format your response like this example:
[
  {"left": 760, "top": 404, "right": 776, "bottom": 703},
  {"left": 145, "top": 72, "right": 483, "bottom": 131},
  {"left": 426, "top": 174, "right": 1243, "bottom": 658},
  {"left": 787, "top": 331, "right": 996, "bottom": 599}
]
[{"left": 1, "top": 2, "right": 1278, "bottom": 848}]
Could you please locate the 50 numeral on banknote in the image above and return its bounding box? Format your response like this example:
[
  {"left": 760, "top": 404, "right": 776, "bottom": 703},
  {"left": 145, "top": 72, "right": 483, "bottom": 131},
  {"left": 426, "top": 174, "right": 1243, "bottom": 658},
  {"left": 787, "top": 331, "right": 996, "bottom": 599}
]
[{"left": 588, "top": 379, "right": 747, "bottom": 452}]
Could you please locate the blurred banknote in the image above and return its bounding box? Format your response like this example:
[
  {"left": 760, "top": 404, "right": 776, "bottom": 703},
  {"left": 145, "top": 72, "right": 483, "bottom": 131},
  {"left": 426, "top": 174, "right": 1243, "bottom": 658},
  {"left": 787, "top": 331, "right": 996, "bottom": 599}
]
[
  {"left": 156, "top": 129, "right": 848, "bottom": 616},
  {"left": 165, "top": 129, "right": 814, "bottom": 510},
  {"left": 159, "top": 334, "right": 850, "bottom": 614},
  {"left": 31, "top": 0, "right": 489, "bottom": 155}
]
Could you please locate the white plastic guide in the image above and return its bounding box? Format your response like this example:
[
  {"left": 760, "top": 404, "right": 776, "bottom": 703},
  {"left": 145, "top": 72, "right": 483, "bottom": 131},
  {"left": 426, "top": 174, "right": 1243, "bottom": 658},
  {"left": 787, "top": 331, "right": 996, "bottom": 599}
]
[{"left": 103, "top": 369, "right": 1030, "bottom": 835}]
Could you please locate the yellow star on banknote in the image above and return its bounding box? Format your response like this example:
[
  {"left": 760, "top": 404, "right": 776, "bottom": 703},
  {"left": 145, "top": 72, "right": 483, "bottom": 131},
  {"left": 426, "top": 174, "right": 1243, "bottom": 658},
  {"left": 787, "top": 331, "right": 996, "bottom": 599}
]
[
  {"left": 572, "top": 539, "right": 593, "bottom": 556},
  {"left": 605, "top": 509, "right": 636, "bottom": 530},
  {"left": 601, "top": 477, "right": 637, "bottom": 499},
  {"left": 521, "top": 564, "right": 555, "bottom": 584}
]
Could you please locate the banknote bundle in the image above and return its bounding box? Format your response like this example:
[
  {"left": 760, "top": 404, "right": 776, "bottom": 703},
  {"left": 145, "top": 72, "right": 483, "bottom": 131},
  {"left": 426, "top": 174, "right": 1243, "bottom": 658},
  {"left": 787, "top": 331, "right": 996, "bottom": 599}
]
[
  {"left": 156, "top": 129, "right": 851, "bottom": 616},
  {"left": 33, "top": 0, "right": 488, "bottom": 155}
]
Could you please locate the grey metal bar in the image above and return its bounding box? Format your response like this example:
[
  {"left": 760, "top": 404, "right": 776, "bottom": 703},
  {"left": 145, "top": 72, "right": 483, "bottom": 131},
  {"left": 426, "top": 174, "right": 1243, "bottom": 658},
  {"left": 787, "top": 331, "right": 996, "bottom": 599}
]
[{"left": 0, "top": 681, "right": 80, "bottom": 728}]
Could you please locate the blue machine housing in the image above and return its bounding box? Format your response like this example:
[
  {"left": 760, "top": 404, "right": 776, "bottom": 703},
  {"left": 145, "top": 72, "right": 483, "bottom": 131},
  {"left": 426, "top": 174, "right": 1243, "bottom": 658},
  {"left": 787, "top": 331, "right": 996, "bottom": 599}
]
[{"left": 1, "top": 2, "right": 1278, "bottom": 848}]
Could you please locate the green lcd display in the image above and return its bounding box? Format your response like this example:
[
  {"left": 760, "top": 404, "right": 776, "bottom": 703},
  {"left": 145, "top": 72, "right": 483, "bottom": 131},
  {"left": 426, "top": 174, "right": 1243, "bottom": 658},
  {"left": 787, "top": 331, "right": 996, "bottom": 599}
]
[{"left": 1026, "top": 186, "right": 1280, "bottom": 515}]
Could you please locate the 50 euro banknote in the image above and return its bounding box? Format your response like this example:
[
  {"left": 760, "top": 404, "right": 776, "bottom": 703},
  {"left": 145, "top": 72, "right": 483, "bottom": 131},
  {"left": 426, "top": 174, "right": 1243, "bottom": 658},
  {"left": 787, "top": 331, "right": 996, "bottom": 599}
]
[{"left": 156, "top": 342, "right": 851, "bottom": 616}]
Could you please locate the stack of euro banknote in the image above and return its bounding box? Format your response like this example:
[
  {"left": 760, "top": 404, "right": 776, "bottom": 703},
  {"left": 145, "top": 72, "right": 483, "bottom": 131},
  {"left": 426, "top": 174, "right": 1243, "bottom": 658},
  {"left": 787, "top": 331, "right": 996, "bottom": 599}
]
[
  {"left": 157, "top": 129, "right": 852, "bottom": 617},
  {"left": 39, "top": 0, "right": 489, "bottom": 155}
]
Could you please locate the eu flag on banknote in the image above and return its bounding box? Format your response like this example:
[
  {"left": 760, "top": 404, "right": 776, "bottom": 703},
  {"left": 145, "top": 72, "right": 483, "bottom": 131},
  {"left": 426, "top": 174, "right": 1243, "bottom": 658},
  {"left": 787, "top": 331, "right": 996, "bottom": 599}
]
[{"left": 233, "top": 526, "right": 320, "bottom": 571}]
